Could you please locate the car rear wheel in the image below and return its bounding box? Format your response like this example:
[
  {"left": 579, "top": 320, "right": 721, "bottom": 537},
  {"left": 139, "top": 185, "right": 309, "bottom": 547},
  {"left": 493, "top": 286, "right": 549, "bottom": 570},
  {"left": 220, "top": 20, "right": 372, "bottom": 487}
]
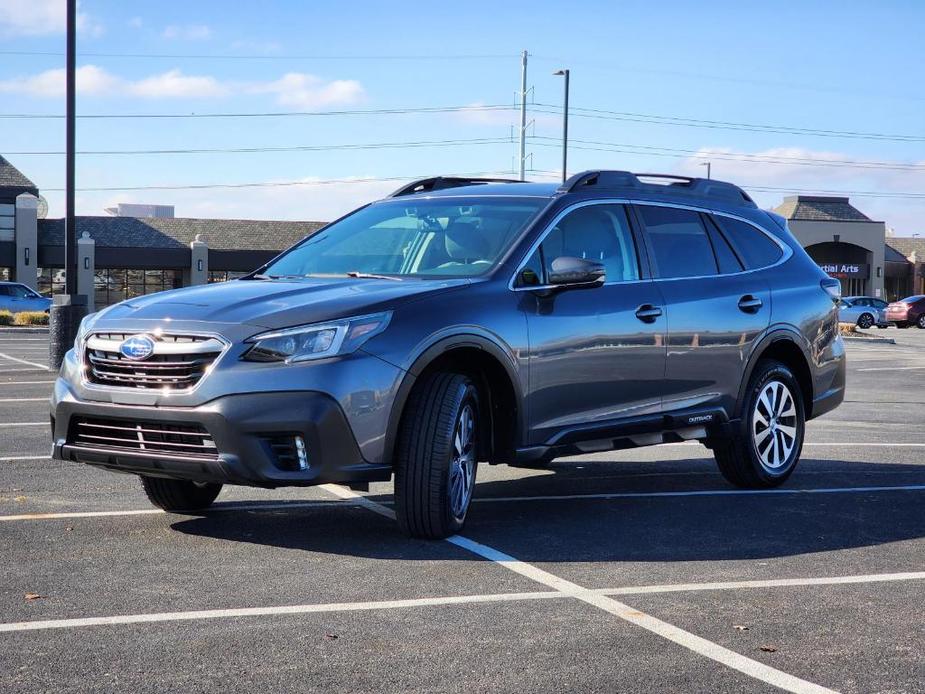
[
  {"left": 856, "top": 313, "right": 874, "bottom": 329},
  {"left": 394, "top": 372, "right": 480, "bottom": 539},
  {"left": 712, "top": 360, "right": 805, "bottom": 488},
  {"left": 917, "top": 315, "right": 925, "bottom": 329},
  {"left": 140, "top": 476, "right": 222, "bottom": 512}
]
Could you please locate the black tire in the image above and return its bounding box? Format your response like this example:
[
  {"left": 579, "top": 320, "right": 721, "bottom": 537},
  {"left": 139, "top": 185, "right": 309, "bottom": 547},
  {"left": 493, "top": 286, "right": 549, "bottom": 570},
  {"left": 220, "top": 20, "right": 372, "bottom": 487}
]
[
  {"left": 140, "top": 476, "right": 222, "bottom": 512},
  {"left": 712, "top": 360, "right": 805, "bottom": 488},
  {"left": 917, "top": 315, "right": 925, "bottom": 329},
  {"left": 856, "top": 313, "right": 874, "bottom": 329},
  {"left": 394, "top": 372, "right": 480, "bottom": 539}
]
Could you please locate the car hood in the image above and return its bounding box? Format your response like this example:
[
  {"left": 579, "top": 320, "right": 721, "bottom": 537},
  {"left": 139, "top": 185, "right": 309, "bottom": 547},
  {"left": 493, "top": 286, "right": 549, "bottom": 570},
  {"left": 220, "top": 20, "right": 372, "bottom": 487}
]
[{"left": 99, "top": 277, "right": 470, "bottom": 330}]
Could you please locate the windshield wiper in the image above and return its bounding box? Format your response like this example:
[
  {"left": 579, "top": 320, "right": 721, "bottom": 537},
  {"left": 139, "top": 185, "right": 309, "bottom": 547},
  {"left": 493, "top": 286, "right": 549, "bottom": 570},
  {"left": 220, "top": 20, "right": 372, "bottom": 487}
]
[{"left": 346, "top": 271, "right": 402, "bottom": 281}]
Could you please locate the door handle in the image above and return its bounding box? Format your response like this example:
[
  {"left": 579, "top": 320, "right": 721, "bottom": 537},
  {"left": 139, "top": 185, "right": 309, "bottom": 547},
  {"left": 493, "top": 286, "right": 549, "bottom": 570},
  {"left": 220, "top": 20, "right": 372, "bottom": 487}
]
[
  {"left": 738, "top": 295, "right": 763, "bottom": 313},
  {"left": 635, "top": 304, "right": 663, "bottom": 323}
]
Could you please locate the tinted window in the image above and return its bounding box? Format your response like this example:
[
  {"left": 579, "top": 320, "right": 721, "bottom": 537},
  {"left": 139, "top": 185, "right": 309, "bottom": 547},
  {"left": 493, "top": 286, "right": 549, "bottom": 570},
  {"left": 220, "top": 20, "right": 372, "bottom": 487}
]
[
  {"left": 638, "top": 206, "right": 717, "bottom": 279},
  {"left": 714, "top": 216, "right": 782, "bottom": 269},
  {"left": 7, "top": 284, "right": 32, "bottom": 298},
  {"left": 704, "top": 217, "right": 743, "bottom": 274},
  {"left": 872, "top": 299, "right": 888, "bottom": 308},
  {"left": 0, "top": 286, "right": 9, "bottom": 296},
  {"left": 540, "top": 204, "right": 640, "bottom": 283}
]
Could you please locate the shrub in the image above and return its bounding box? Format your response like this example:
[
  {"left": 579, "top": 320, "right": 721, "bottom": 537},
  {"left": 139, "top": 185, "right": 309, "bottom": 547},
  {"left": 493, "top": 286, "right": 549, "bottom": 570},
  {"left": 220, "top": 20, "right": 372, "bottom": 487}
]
[
  {"left": 0, "top": 310, "right": 12, "bottom": 326},
  {"left": 12, "top": 311, "right": 49, "bottom": 326}
]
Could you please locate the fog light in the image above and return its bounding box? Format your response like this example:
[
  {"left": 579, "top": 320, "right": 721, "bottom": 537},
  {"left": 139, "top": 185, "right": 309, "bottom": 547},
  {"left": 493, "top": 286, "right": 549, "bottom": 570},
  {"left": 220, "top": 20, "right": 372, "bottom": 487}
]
[{"left": 294, "top": 435, "right": 308, "bottom": 471}]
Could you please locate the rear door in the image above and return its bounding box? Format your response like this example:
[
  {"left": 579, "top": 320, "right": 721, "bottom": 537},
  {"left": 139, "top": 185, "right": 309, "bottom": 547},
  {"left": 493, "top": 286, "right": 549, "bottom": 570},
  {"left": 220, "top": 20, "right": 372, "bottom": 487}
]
[{"left": 633, "top": 205, "right": 772, "bottom": 418}]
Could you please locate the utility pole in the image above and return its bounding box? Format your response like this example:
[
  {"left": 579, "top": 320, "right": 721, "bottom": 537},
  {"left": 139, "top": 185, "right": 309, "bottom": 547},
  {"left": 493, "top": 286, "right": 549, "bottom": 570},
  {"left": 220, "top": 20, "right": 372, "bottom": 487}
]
[
  {"left": 518, "top": 50, "right": 528, "bottom": 181},
  {"left": 700, "top": 161, "right": 712, "bottom": 180},
  {"left": 49, "top": 0, "right": 87, "bottom": 369},
  {"left": 554, "top": 69, "right": 570, "bottom": 183}
]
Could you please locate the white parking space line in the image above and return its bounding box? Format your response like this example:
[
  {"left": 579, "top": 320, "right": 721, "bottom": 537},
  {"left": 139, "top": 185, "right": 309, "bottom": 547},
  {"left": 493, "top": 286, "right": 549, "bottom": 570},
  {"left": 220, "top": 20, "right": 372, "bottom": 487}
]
[
  {"left": 0, "top": 381, "right": 55, "bottom": 386},
  {"left": 0, "top": 591, "right": 564, "bottom": 634},
  {"left": 0, "top": 353, "right": 49, "bottom": 370},
  {"left": 0, "top": 422, "right": 48, "bottom": 427},
  {"left": 321, "top": 485, "right": 835, "bottom": 694},
  {"left": 857, "top": 366, "right": 925, "bottom": 372},
  {"left": 0, "top": 397, "right": 47, "bottom": 403},
  {"left": 0, "top": 455, "right": 50, "bottom": 462},
  {"left": 0, "top": 498, "right": 358, "bottom": 521},
  {"left": 595, "top": 572, "right": 925, "bottom": 596},
  {"left": 469, "top": 484, "right": 925, "bottom": 505}
]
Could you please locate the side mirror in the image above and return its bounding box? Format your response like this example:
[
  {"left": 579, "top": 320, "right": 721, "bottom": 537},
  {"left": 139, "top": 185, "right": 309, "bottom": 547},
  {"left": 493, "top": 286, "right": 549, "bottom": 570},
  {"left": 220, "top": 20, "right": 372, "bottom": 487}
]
[{"left": 547, "top": 256, "right": 605, "bottom": 287}]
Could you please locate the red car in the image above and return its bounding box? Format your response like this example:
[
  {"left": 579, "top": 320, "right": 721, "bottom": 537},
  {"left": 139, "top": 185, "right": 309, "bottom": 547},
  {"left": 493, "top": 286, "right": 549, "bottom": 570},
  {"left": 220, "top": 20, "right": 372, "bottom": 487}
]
[{"left": 886, "top": 295, "right": 925, "bottom": 328}]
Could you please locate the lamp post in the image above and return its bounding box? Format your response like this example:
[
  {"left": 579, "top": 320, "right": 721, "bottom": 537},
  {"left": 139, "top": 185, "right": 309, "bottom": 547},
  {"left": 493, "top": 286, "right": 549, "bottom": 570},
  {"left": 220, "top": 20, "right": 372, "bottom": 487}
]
[
  {"left": 700, "top": 161, "right": 711, "bottom": 180},
  {"left": 553, "top": 69, "right": 569, "bottom": 183},
  {"left": 49, "top": 0, "right": 88, "bottom": 369}
]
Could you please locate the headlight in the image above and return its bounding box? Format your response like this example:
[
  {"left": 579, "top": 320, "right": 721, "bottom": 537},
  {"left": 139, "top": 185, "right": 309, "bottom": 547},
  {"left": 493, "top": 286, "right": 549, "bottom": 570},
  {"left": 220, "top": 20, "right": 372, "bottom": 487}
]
[{"left": 242, "top": 311, "right": 392, "bottom": 363}]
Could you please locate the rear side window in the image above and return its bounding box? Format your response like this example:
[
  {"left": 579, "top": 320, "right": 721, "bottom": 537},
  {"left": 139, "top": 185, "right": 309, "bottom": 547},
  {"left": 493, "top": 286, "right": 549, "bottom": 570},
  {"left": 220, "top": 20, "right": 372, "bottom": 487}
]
[
  {"left": 713, "top": 216, "right": 782, "bottom": 270},
  {"left": 638, "top": 206, "right": 717, "bottom": 279},
  {"left": 703, "top": 216, "right": 743, "bottom": 274}
]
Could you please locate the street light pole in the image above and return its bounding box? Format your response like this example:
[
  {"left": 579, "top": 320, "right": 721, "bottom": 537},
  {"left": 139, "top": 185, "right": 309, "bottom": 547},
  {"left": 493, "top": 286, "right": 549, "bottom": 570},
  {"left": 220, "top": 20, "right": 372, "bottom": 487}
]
[
  {"left": 49, "top": 0, "right": 87, "bottom": 369},
  {"left": 553, "top": 69, "right": 569, "bottom": 183},
  {"left": 700, "top": 161, "right": 711, "bottom": 180},
  {"left": 518, "top": 50, "right": 528, "bottom": 181}
]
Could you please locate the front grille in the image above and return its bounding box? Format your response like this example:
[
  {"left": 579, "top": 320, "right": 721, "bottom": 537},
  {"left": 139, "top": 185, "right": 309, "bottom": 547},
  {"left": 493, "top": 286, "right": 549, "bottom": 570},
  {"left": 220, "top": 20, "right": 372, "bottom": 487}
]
[
  {"left": 84, "top": 332, "right": 224, "bottom": 391},
  {"left": 70, "top": 417, "right": 218, "bottom": 459}
]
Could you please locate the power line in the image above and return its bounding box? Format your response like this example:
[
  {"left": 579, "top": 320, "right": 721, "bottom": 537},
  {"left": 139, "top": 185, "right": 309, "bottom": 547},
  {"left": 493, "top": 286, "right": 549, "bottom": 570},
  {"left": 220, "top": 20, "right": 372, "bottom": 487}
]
[
  {"left": 39, "top": 171, "right": 519, "bottom": 193},
  {"left": 0, "top": 103, "right": 516, "bottom": 120},
  {"left": 0, "top": 50, "right": 516, "bottom": 61},
  {"left": 5, "top": 137, "right": 513, "bottom": 156},
  {"left": 530, "top": 104, "right": 925, "bottom": 143},
  {"left": 529, "top": 137, "right": 925, "bottom": 172}
]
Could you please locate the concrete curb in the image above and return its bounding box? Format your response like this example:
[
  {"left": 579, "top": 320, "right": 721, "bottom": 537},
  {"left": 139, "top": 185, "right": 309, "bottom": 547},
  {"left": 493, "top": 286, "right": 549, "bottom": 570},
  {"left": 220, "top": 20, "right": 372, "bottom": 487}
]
[
  {"left": 842, "top": 335, "right": 896, "bottom": 345},
  {"left": 0, "top": 327, "right": 49, "bottom": 335}
]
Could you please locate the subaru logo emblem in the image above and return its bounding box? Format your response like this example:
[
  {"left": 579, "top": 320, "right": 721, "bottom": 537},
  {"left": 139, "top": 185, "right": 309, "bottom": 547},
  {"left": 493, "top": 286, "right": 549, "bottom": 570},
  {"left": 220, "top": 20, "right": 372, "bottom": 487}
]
[{"left": 119, "top": 334, "right": 156, "bottom": 361}]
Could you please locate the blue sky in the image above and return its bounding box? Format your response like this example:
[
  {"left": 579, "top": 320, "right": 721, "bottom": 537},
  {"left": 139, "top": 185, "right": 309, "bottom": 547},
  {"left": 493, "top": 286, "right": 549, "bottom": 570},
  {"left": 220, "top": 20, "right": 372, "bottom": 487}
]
[{"left": 0, "top": 0, "right": 923, "bottom": 233}]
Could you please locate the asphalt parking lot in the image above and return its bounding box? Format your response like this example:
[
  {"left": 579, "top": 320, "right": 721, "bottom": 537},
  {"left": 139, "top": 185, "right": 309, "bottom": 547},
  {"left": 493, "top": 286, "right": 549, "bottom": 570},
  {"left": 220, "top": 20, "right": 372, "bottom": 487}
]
[{"left": 1, "top": 328, "right": 924, "bottom": 693}]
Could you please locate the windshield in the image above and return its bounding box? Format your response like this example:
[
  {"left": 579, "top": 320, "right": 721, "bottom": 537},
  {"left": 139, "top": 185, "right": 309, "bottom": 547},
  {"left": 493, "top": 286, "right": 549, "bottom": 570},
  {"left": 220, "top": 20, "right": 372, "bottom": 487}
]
[{"left": 262, "top": 197, "right": 546, "bottom": 279}]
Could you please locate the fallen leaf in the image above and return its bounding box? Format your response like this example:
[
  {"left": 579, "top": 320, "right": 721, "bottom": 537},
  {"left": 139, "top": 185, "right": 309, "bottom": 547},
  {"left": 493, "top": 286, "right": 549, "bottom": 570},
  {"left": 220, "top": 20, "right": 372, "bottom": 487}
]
[
  {"left": 24, "top": 593, "right": 45, "bottom": 601},
  {"left": 733, "top": 625, "right": 749, "bottom": 631},
  {"left": 759, "top": 645, "right": 778, "bottom": 653},
  {"left": 324, "top": 633, "right": 338, "bottom": 641}
]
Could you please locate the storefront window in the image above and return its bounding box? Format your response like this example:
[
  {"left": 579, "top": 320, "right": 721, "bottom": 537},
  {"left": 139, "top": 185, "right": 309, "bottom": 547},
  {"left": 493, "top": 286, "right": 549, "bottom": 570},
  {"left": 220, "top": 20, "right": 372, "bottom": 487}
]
[
  {"left": 94, "top": 269, "right": 182, "bottom": 308},
  {"left": 208, "top": 271, "right": 249, "bottom": 283},
  {"left": 37, "top": 268, "right": 65, "bottom": 297}
]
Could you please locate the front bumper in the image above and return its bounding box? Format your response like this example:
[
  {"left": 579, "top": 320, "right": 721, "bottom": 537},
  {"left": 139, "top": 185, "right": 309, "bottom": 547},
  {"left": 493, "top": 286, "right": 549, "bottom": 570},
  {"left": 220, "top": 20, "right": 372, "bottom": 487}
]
[{"left": 51, "top": 386, "right": 392, "bottom": 488}]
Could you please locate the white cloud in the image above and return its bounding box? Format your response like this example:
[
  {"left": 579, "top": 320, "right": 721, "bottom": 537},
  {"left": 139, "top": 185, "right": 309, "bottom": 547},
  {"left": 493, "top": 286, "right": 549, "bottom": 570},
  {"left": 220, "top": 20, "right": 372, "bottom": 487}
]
[
  {"left": 253, "top": 73, "right": 365, "bottom": 109},
  {"left": 127, "top": 69, "right": 228, "bottom": 99},
  {"left": 127, "top": 16, "right": 143, "bottom": 29},
  {"left": 0, "top": 64, "right": 119, "bottom": 97},
  {"left": 162, "top": 24, "right": 212, "bottom": 41},
  {"left": 0, "top": 0, "right": 102, "bottom": 36}
]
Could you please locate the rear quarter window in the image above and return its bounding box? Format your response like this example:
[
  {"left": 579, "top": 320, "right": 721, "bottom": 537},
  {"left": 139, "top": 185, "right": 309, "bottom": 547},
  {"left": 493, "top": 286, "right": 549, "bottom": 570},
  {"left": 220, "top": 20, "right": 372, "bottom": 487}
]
[{"left": 713, "top": 216, "right": 783, "bottom": 270}]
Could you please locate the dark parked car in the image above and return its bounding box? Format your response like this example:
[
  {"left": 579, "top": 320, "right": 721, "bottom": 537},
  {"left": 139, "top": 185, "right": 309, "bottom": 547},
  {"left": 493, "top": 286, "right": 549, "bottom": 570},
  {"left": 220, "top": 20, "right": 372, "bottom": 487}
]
[
  {"left": 886, "top": 295, "right": 925, "bottom": 328},
  {"left": 51, "top": 171, "right": 846, "bottom": 539}
]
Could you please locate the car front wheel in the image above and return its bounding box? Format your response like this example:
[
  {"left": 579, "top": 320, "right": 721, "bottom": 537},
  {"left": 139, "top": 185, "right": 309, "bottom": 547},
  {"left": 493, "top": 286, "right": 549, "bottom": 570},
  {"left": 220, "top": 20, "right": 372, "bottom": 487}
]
[
  {"left": 712, "top": 360, "right": 805, "bottom": 488},
  {"left": 856, "top": 313, "right": 874, "bottom": 329},
  {"left": 140, "top": 476, "right": 222, "bottom": 512},
  {"left": 917, "top": 315, "right": 925, "bottom": 329},
  {"left": 394, "top": 372, "right": 480, "bottom": 539}
]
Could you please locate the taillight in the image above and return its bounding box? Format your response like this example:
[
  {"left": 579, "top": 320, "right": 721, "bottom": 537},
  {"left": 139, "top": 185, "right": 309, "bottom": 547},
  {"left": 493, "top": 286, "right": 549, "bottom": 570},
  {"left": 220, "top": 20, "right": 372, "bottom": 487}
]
[{"left": 820, "top": 278, "right": 841, "bottom": 302}]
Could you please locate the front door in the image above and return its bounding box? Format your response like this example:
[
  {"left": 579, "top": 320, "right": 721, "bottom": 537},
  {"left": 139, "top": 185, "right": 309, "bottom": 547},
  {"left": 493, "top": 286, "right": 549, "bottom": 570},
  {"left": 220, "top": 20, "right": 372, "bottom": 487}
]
[{"left": 518, "top": 202, "right": 667, "bottom": 444}]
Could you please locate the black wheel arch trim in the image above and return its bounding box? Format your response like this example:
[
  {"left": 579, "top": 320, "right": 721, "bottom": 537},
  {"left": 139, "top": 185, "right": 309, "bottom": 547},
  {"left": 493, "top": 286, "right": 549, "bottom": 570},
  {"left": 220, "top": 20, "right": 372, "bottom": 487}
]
[
  {"left": 380, "top": 331, "right": 526, "bottom": 466},
  {"left": 735, "top": 325, "right": 814, "bottom": 419}
]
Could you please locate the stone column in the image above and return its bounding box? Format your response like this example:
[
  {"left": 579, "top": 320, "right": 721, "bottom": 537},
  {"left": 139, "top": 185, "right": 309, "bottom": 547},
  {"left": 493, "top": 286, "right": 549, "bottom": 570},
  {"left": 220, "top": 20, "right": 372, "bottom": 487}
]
[
  {"left": 14, "top": 193, "right": 38, "bottom": 290},
  {"left": 189, "top": 234, "right": 208, "bottom": 286},
  {"left": 77, "top": 231, "right": 95, "bottom": 312}
]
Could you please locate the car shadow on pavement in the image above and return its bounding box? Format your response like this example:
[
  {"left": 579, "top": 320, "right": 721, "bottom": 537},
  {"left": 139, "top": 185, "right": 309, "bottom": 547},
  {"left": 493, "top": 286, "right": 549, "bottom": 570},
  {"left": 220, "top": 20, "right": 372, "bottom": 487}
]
[{"left": 170, "top": 457, "right": 925, "bottom": 563}]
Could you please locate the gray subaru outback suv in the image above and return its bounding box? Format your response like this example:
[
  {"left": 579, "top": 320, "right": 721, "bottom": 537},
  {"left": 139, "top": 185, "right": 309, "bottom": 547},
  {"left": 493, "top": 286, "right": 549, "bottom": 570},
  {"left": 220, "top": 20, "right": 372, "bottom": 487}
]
[{"left": 51, "top": 170, "right": 846, "bottom": 539}]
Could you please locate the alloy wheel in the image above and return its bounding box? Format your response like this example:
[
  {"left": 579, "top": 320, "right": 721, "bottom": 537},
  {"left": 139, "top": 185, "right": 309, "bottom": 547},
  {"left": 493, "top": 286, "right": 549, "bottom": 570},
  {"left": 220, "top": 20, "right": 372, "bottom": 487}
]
[
  {"left": 448, "top": 403, "right": 477, "bottom": 521},
  {"left": 752, "top": 380, "right": 799, "bottom": 470},
  {"left": 857, "top": 313, "right": 874, "bottom": 329}
]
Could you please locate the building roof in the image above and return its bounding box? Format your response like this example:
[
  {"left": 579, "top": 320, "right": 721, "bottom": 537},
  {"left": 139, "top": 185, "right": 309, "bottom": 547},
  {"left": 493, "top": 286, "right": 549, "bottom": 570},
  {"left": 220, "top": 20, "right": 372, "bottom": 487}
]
[
  {"left": 37, "top": 216, "right": 326, "bottom": 251},
  {"left": 0, "top": 155, "right": 38, "bottom": 195},
  {"left": 887, "top": 237, "right": 925, "bottom": 262},
  {"left": 773, "top": 195, "right": 873, "bottom": 222}
]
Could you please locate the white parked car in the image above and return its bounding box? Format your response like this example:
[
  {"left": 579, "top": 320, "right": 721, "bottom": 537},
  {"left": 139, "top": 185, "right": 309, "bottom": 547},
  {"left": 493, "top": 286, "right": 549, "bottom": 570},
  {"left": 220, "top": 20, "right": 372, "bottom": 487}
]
[{"left": 838, "top": 296, "right": 889, "bottom": 329}]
